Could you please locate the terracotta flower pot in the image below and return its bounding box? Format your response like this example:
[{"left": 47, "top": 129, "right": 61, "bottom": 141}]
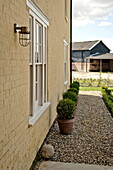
[{"left": 57, "top": 118, "right": 75, "bottom": 135}]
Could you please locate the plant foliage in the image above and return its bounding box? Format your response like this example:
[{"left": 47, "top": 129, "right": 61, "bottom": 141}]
[
  {"left": 70, "top": 81, "right": 80, "bottom": 90},
  {"left": 101, "top": 85, "right": 111, "bottom": 95},
  {"left": 101, "top": 85, "right": 113, "bottom": 117},
  {"left": 73, "top": 78, "right": 113, "bottom": 87},
  {"left": 56, "top": 98, "right": 75, "bottom": 119},
  {"left": 67, "top": 88, "right": 78, "bottom": 94},
  {"left": 63, "top": 91, "right": 78, "bottom": 102}
]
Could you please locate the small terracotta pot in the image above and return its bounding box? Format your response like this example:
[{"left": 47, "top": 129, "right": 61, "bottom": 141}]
[{"left": 57, "top": 118, "right": 75, "bottom": 135}]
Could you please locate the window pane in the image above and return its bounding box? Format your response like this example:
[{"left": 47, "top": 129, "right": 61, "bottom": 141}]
[
  {"left": 36, "top": 65, "right": 38, "bottom": 81},
  {"left": 38, "top": 65, "right": 42, "bottom": 106},
  {"left": 35, "top": 65, "right": 38, "bottom": 101},
  {"left": 39, "top": 25, "right": 42, "bottom": 44},
  {"left": 44, "top": 64, "right": 46, "bottom": 102},
  {"left": 64, "top": 45, "right": 67, "bottom": 63},
  {"left": 35, "top": 82, "right": 38, "bottom": 101},
  {"left": 64, "top": 41, "right": 68, "bottom": 82},
  {"left": 64, "top": 63, "right": 66, "bottom": 82},
  {"left": 43, "top": 27, "right": 46, "bottom": 64},
  {"left": 29, "top": 16, "right": 33, "bottom": 64},
  {"left": 30, "top": 65, "right": 33, "bottom": 116},
  {"left": 35, "top": 21, "right": 42, "bottom": 63}
]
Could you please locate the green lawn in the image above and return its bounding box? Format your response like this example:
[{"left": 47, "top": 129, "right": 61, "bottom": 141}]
[{"left": 80, "top": 87, "right": 113, "bottom": 91}]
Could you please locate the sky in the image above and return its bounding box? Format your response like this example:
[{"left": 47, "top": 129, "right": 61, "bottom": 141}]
[{"left": 72, "top": 0, "right": 113, "bottom": 52}]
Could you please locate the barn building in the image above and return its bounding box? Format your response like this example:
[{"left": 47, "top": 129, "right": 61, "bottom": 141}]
[{"left": 72, "top": 40, "right": 113, "bottom": 72}]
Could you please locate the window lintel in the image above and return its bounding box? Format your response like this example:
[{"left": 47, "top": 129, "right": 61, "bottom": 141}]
[{"left": 26, "top": 0, "right": 50, "bottom": 26}]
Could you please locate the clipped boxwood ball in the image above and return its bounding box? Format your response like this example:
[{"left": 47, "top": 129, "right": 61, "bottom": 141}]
[
  {"left": 56, "top": 98, "right": 75, "bottom": 119},
  {"left": 63, "top": 91, "right": 78, "bottom": 102}
]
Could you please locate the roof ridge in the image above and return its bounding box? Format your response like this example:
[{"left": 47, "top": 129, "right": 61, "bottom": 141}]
[
  {"left": 72, "top": 40, "right": 99, "bottom": 43},
  {"left": 72, "top": 40, "right": 110, "bottom": 51}
]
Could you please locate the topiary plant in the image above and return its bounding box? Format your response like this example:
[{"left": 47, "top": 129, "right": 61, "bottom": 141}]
[
  {"left": 101, "top": 85, "right": 111, "bottom": 95},
  {"left": 67, "top": 88, "right": 78, "bottom": 94},
  {"left": 56, "top": 98, "right": 75, "bottom": 119},
  {"left": 63, "top": 91, "right": 78, "bottom": 102},
  {"left": 73, "top": 81, "right": 80, "bottom": 87},
  {"left": 70, "top": 81, "right": 79, "bottom": 90}
]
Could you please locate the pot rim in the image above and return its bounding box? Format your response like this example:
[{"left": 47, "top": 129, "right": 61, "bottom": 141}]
[{"left": 57, "top": 118, "right": 75, "bottom": 123}]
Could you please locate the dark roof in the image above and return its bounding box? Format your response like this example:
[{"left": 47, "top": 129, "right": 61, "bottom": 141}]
[
  {"left": 86, "top": 53, "right": 113, "bottom": 59},
  {"left": 72, "top": 40, "right": 103, "bottom": 51}
]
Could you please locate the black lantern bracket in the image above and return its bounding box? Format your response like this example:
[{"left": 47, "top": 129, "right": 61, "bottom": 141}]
[{"left": 14, "top": 23, "right": 30, "bottom": 47}]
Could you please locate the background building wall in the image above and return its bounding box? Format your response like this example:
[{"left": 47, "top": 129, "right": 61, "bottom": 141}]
[
  {"left": 0, "top": 0, "right": 70, "bottom": 169},
  {"left": 110, "top": 60, "right": 113, "bottom": 71},
  {"left": 72, "top": 41, "right": 111, "bottom": 72},
  {"left": 72, "top": 51, "right": 90, "bottom": 71},
  {"left": 91, "top": 42, "right": 110, "bottom": 55}
]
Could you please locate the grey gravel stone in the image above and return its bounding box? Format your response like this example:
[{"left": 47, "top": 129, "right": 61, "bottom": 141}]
[{"left": 35, "top": 91, "right": 113, "bottom": 169}]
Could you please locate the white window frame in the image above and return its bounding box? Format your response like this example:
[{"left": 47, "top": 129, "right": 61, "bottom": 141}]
[
  {"left": 64, "top": 40, "right": 68, "bottom": 85},
  {"left": 27, "top": 0, "right": 50, "bottom": 126}
]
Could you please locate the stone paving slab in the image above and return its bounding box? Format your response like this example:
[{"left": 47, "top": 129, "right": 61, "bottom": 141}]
[{"left": 38, "top": 161, "right": 113, "bottom": 170}]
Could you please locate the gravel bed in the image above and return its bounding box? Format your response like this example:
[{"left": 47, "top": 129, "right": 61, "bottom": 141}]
[{"left": 34, "top": 91, "right": 113, "bottom": 169}]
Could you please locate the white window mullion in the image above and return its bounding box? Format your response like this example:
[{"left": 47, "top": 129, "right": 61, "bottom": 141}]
[
  {"left": 44, "top": 27, "right": 47, "bottom": 102},
  {"left": 32, "top": 17, "right": 36, "bottom": 115},
  {"left": 42, "top": 63, "right": 44, "bottom": 106},
  {"left": 29, "top": 15, "right": 33, "bottom": 116},
  {"left": 45, "top": 28, "right": 47, "bottom": 102},
  {"left": 29, "top": 16, "right": 33, "bottom": 65},
  {"left": 35, "top": 21, "right": 40, "bottom": 112},
  {"left": 41, "top": 26, "right": 44, "bottom": 106}
]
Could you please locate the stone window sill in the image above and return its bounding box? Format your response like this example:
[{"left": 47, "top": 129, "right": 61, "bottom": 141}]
[{"left": 29, "top": 102, "right": 51, "bottom": 126}]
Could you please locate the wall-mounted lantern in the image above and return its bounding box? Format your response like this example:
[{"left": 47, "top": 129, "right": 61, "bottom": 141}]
[{"left": 14, "top": 23, "right": 30, "bottom": 47}]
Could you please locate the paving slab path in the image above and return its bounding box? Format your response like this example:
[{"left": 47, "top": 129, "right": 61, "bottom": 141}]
[
  {"left": 35, "top": 91, "right": 113, "bottom": 169},
  {"left": 38, "top": 161, "right": 113, "bottom": 170}
]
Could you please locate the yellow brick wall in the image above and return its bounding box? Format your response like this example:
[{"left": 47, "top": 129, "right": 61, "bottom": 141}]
[
  {"left": 0, "top": 0, "right": 70, "bottom": 169},
  {"left": 47, "top": 0, "right": 70, "bottom": 123}
]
